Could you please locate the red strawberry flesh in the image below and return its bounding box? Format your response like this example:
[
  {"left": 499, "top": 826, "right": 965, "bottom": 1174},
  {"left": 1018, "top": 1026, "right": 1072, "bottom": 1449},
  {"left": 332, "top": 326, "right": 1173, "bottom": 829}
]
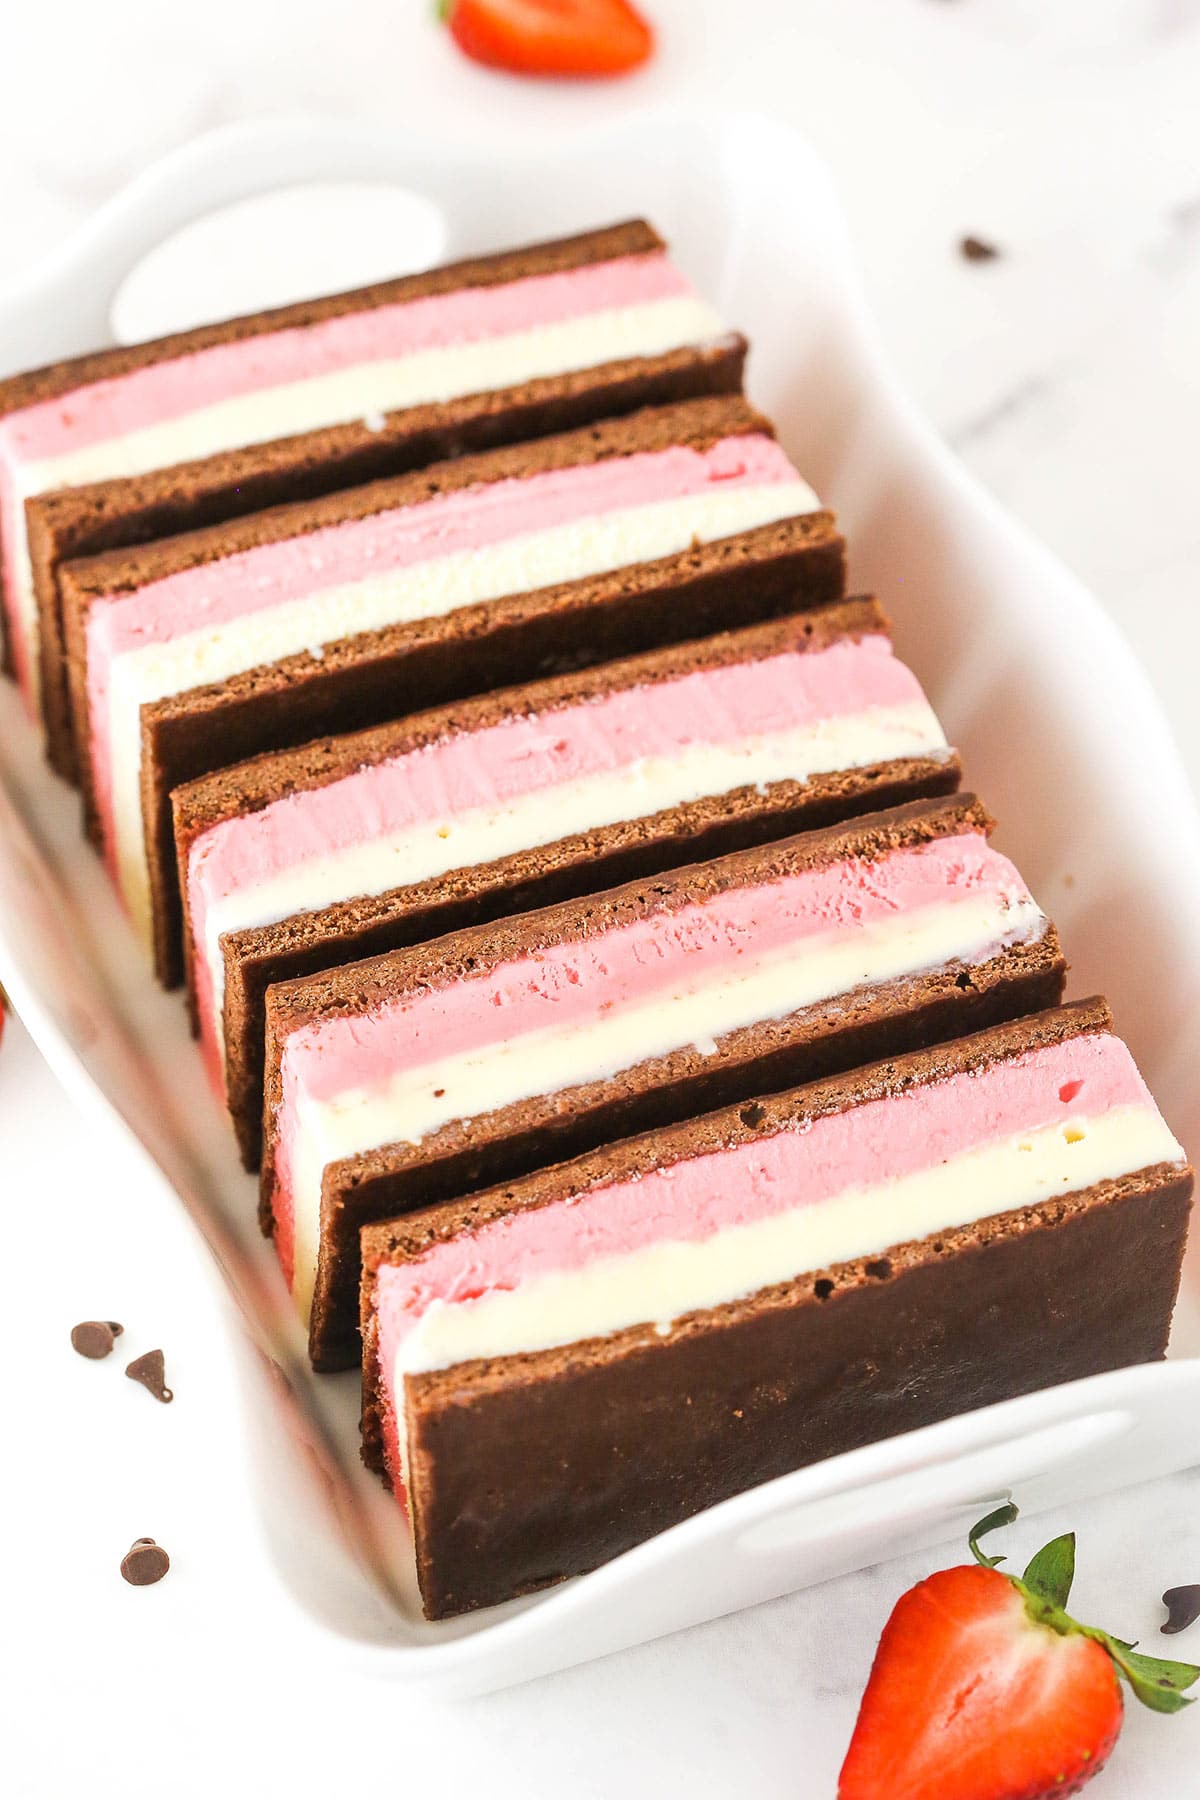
[
  {"left": 839, "top": 1564, "right": 1123, "bottom": 1798},
  {"left": 443, "top": 0, "right": 654, "bottom": 79}
]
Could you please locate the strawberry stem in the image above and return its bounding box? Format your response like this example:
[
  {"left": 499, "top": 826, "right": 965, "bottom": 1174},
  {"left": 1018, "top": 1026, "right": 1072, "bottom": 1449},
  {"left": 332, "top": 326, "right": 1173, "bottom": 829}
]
[{"left": 968, "top": 1502, "right": 1017, "bottom": 1568}]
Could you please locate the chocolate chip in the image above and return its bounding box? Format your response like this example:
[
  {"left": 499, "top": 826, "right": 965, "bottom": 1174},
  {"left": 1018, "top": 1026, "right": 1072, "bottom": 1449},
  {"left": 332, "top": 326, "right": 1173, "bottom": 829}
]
[
  {"left": 1161, "top": 1586, "right": 1200, "bottom": 1635},
  {"left": 71, "top": 1320, "right": 124, "bottom": 1359},
  {"left": 125, "top": 1349, "right": 173, "bottom": 1403},
  {"left": 960, "top": 235, "right": 1002, "bottom": 263},
  {"left": 120, "top": 1538, "right": 170, "bottom": 1586}
]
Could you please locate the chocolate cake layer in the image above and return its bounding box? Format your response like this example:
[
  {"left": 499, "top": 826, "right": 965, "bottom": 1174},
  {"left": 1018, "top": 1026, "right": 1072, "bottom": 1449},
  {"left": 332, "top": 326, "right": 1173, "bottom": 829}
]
[
  {"left": 360, "top": 999, "right": 1192, "bottom": 1618},
  {"left": 263, "top": 793, "right": 1066, "bottom": 1369},
  {"left": 61, "top": 394, "right": 844, "bottom": 986},
  {"left": 174, "top": 597, "right": 959, "bottom": 1170},
  {"left": 0, "top": 217, "right": 744, "bottom": 769}
]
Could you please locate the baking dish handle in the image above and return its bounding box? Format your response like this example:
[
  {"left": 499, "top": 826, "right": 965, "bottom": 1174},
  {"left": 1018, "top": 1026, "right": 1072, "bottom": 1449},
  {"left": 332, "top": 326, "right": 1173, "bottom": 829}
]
[
  {"left": 0, "top": 116, "right": 447, "bottom": 376},
  {"left": 581, "top": 1374, "right": 1189, "bottom": 1645},
  {"left": 735, "top": 1408, "right": 1133, "bottom": 1563},
  {"left": 541, "top": 1399, "right": 1150, "bottom": 1667}
]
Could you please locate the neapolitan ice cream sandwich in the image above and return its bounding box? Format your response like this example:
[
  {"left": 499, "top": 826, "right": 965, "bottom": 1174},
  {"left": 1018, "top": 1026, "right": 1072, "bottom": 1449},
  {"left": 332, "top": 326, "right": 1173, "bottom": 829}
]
[
  {"left": 0, "top": 219, "right": 745, "bottom": 774},
  {"left": 262, "top": 793, "right": 1066, "bottom": 1370},
  {"left": 359, "top": 997, "right": 1191, "bottom": 1619},
  {"left": 175, "top": 598, "right": 960, "bottom": 1171},
  {"left": 60, "top": 395, "right": 844, "bottom": 986}
]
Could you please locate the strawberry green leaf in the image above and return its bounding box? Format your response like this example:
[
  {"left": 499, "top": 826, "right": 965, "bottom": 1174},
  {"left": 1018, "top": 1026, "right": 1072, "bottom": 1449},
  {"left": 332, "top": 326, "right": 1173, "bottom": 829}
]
[
  {"left": 1116, "top": 1669, "right": 1194, "bottom": 1714},
  {"left": 1098, "top": 1634, "right": 1200, "bottom": 1713},
  {"left": 968, "top": 1502, "right": 1018, "bottom": 1569},
  {"left": 1022, "top": 1531, "right": 1076, "bottom": 1610},
  {"left": 1110, "top": 1640, "right": 1200, "bottom": 1691}
]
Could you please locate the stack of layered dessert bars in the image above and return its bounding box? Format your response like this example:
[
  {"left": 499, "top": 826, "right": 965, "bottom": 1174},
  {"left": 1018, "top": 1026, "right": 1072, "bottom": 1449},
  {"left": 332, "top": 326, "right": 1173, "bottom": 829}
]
[{"left": 2, "top": 219, "right": 1190, "bottom": 1620}]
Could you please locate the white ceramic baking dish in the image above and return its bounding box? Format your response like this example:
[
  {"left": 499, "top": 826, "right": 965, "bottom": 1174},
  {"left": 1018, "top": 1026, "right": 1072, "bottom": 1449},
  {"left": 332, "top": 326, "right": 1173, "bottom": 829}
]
[{"left": 2, "top": 108, "right": 1198, "bottom": 1696}]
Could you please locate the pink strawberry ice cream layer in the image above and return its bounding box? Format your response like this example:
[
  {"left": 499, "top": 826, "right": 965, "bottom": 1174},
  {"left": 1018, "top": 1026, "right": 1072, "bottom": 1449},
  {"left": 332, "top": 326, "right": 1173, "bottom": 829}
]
[
  {"left": 284, "top": 833, "right": 1029, "bottom": 1104},
  {"left": 186, "top": 632, "right": 927, "bottom": 1068},
  {"left": 370, "top": 1031, "right": 1159, "bottom": 1484},
  {"left": 85, "top": 433, "right": 802, "bottom": 886},
  {"left": 0, "top": 249, "right": 694, "bottom": 692}
]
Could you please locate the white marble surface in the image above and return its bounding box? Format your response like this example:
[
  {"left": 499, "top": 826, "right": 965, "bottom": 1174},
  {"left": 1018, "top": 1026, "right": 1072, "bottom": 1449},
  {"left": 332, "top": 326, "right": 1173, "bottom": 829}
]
[{"left": 4, "top": 2, "right": 1200, "bottom": 1794}]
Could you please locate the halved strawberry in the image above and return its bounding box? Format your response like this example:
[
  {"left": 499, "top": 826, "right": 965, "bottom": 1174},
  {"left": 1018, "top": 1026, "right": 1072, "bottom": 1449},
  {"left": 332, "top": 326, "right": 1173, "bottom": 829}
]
[
  {"left": 439, "top": 0, "right": 655, "bottom": 79},
  {"left": 839, "top": 1504, "right": 1200, "bottom": 1799}
]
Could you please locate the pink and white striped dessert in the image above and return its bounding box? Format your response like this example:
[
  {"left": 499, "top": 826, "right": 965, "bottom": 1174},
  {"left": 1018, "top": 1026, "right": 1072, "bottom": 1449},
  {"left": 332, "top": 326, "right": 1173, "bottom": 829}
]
[
  {"left": 360, "top": 998, "right": 1192, "bottom": 1619},
  {"left": 261, "top": 794, "right": 1066, "bottom": 1368}
]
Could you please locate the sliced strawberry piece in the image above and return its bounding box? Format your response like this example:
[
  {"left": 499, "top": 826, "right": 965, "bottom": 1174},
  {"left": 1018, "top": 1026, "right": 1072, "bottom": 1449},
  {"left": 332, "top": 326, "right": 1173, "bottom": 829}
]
[
  {"left": 440, "top": 0, "right": 655, "bottom": 79},
  {"left": 839, "top": 1505, "right": 1200, "bottom": 1800},
  {"left": 839, "top": 1565, "right": 1121, "bottom": 1798}
]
